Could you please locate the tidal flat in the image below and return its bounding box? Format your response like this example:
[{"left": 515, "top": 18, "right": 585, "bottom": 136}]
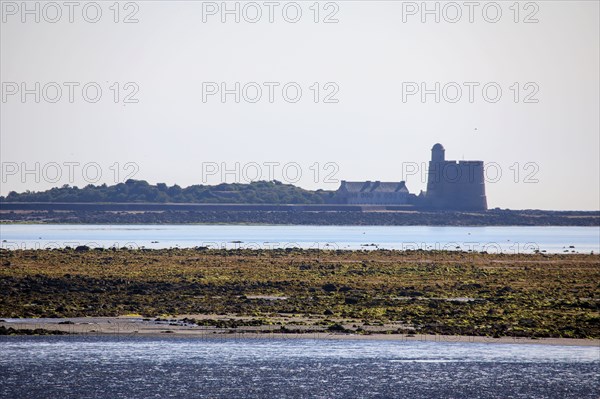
[{"left": 1, "top": 248, "right": 598, "bottom": 340}]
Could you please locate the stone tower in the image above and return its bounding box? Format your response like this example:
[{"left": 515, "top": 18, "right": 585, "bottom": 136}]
[{"left": 425, "top": 143, "right": 487, "bottom": 210}]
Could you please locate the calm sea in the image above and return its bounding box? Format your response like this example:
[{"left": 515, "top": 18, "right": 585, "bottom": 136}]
[{"left": 1, "top": 224, "right": 599, "bottom": 253}]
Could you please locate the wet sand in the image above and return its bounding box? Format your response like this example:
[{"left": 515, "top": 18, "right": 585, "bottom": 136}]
[{"left": 2, "top": 317, "right": 598, "bottom": 347}]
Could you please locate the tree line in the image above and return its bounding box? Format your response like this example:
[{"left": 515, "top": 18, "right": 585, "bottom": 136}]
[{"left": 0, "top": 180, "right": 332, "bottom": 204}]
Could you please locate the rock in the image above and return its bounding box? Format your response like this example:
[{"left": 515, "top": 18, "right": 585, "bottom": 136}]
[
  {"left": 322, "top": 283, "right": 337, "bottom": 292},
  {"left": 344, "top": 296, "right": 360, "bottom": 305},
  {"left": 327, "top": 323, "right": 347, "bottom": 332}
]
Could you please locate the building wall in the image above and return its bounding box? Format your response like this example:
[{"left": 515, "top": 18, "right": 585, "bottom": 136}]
[
  {"left": 426, "top": 160, "right": 487, "bottom": 210},
  {"left": 343, "top": 191, "right": 409, "bottom": 205}
]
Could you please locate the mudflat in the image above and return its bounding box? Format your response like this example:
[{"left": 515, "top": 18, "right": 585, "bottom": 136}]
[{"left": 1, "top": 248, "right": 598, "bottom": 339}]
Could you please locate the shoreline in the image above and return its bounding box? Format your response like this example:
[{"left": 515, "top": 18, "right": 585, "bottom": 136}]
[
  {"left": 2, "top": 207, "right": 598, "bottom": 227},
  {"left": 1, "top": 221, "right": 600, "bottom": 228},
  {"left": 2, "top": 318, "right": 599, "bottom": 347}
]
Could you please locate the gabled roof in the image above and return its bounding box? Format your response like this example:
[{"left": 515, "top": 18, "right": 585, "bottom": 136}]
[
  {"left": 339, "top": 181, "right": 370, "bottom": 192},
  {"left": 339, "top": 181, "right": 408, "bottom": 193}
]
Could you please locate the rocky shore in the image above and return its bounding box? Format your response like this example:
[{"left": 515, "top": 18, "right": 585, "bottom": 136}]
[
  {"left": 1, "top": 208, "right": 598, "bottom": 226},
  {"left": 1, "top": 248, "right": 598, "bottom": 339}
]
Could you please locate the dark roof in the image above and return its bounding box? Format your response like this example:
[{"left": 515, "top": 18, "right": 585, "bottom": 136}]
[
  {"left": 338, "top": 181, "right": 408, "bottom": 193},
  {"left": 432, "top": 143, "right": 445, "bottom": 151}
]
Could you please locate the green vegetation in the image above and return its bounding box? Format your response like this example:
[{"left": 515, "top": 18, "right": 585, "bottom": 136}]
[
  {"left": 1, "top": 248, "right": 598, "bottom": 338},
  {"left": 0, "top": 179, "right": 330, "bottom": 204},
  {"left": 0, "top": 325, "right": 69, "bottom": 335}
]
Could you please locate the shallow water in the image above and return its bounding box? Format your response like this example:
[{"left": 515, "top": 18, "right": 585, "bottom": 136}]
[
  {"left": 0, "top": 336, "right": 598, "bottom": 399},
  {"left": 1, "top": 224, "right": 599, "bottom": 253}
]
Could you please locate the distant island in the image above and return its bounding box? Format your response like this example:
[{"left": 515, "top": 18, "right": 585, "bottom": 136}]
[
  {"left": 1, "top": 143, "right": 488, "bottom": 211},
  {"left": 1, "top": 143, "right": 598, "bottom": 226}
]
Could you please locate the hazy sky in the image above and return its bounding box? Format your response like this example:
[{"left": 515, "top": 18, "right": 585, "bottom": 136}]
[{"left": 1, "top": 1, "right": 599, "bottom": 210}]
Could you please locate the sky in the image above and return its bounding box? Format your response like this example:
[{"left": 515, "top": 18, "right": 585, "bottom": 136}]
[{"left": 1, "top": 0, "right": 599, "bottom": 210}]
